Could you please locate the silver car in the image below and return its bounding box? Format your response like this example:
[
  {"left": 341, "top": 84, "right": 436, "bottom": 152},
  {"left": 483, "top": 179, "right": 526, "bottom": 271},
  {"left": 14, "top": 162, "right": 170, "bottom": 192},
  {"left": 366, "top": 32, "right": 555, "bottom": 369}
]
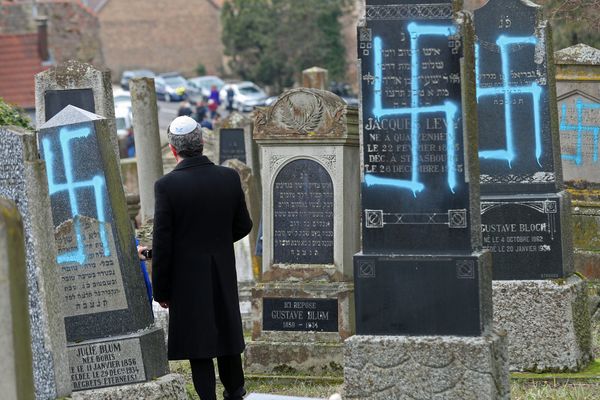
[{"left": 219, "top": 81, "right": 268, "bottom": 112}]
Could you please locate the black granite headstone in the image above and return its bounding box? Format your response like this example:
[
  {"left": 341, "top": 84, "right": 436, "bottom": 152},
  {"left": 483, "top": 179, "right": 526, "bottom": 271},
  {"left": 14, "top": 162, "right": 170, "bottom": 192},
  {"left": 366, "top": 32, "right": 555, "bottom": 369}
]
[
  {"left": 219, "top": 128, "right": 246, "bottom": 164},
  {"left": 38, "top": 105, "right": 153, "bottom": 342},
  {"left": 354, "top": 0, "right": 491, "bottom": 336},
  {"left": 474, "top": 0, "right": 571, "bottom": 280},
  {"left": 475, "top": 0, "right": 558, "bottom": 194},
  {"left": 273, "top": 159, "right": 334, "bottom": 264},
  {"left": 263, "top": 298, "right": 338, "bottom": 332},
  {"left": 359, "top": 0, "right": 473, "bottom": 254},
  {"left": 45, "top": 89, "right": 95, "bottom": 122}
]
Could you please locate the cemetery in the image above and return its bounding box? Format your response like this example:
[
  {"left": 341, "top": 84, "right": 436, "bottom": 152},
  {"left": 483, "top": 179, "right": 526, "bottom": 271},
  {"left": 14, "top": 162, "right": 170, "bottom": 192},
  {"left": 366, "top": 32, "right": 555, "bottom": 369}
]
[{"left": 0, "top": 0, "right": 599, "bottom": 399}]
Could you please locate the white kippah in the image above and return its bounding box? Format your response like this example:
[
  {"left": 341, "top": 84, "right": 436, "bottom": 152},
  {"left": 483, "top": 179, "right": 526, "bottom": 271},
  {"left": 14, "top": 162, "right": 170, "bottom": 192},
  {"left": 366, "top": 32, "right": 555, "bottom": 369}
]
[{"left": 169, "top": 116, "right": 199, "bottom": 135}]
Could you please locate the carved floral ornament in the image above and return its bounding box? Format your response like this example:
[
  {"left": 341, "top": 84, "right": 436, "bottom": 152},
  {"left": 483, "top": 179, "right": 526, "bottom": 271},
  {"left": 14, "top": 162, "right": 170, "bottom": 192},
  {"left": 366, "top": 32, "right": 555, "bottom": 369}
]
[{"left": 254, "top": 88, "right": 348, "bottom": 138}]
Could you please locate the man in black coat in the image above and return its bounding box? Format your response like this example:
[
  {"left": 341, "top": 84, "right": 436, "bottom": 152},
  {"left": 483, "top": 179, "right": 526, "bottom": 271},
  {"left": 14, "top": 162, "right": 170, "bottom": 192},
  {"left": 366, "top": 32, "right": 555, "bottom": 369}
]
[{"left": 152, "top": 116, "right": 252, "bottom": 400}]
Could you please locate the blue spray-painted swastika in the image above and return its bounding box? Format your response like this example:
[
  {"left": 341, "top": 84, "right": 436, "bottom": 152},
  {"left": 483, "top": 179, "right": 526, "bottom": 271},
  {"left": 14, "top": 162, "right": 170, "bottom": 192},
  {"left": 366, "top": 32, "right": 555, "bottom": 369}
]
[
  {"left": 475, "top": 35, "right": 543, "bottom": 167},
  {"left": 560, "top": 99, "right": 600, "bottom": 166},
  {"left": 43, "top": 125, "right": 110, "bottom": 265},
  {"left": 367, "top": 22, "right": 459, "bottom": 196}
]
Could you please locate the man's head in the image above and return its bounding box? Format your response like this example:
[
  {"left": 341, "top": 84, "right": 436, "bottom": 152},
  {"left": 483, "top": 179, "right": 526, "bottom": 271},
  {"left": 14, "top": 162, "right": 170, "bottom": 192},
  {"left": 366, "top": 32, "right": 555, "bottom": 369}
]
[{"left": 167, "top": 116, "right": 204, "bottom": 159}]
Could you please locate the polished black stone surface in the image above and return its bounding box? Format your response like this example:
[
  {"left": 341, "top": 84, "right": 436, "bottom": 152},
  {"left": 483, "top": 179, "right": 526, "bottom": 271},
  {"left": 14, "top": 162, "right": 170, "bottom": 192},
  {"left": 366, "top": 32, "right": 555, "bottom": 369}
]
[
  {"left": 475, "top": 0, "right": 558, "bottom": 194},
  {"left": 263, "top": 298, "right": 338, "bottom": 332},
  {"left": 45, "top": 89, "right": 95, "bottom": 121},
  {"left": 354, "top": 252, "right": 491, "bottom": 336},
  {"left": 481, "top": 193, "right": 570, "bottom": 280},
  {"left": 359, "top": 0, "right": 473, "bottom": 254},
  {"left": 219, "top": 128, "right": 246, "bottom": 164},
  {"left": 272, "top": 159, "right": 334, "bottom": 264}
]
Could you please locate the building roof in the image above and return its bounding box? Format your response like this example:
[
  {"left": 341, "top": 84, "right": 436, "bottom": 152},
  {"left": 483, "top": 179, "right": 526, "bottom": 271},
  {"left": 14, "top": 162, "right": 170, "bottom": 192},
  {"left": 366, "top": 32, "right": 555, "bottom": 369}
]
[{"left": 0, "top": 33, "right": 49, "bottom": 109}]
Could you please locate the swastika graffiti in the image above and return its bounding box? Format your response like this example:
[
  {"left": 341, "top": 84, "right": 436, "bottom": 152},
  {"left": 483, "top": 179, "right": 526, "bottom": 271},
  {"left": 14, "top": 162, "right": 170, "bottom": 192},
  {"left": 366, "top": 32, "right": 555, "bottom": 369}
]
[
  {"left": 560, "top": 99, "right": 600, "bottom": 166},
  {"left": 367, "top": 22, "right": 460, "bottom": 196},
  {"left": 42, "top": 124, "right": 110, "bottom": 264},
  {"left": 475, "top": 35, "right": 543, "bottom": 167}
]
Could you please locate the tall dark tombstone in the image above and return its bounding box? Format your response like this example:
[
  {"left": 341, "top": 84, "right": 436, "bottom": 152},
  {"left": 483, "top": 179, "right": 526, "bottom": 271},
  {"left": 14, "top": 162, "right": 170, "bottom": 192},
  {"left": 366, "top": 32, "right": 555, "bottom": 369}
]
[
  {"left": 474, "top": 0, "right": 592, "bottom": 371},
  {"left": 244, "top": 89, "right": 360, "bottom": 375},
  {"left": 36, "top": 106, "right": 186, "bottom": 395},
  {"left": 344, "top": 1, "right": 509, "bottom": 398}
]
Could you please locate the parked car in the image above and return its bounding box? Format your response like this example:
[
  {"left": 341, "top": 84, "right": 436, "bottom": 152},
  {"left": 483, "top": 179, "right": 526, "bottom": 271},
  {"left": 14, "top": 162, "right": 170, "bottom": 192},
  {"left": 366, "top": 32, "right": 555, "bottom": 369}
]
[
  {"left": 187, "top": 75, "right": 225, "bottom": 100},
  {"left": 219, "top": 81, "right": 268, "bottom": 112},
  {"left": 155, "top": 73, "right": 195, "bottom": 102},
  {"left": 120, "top": 69, "right": 155, "bottom": 90},
  {"left": 113, "top": 88, "right": 132, "bottom": 108}
]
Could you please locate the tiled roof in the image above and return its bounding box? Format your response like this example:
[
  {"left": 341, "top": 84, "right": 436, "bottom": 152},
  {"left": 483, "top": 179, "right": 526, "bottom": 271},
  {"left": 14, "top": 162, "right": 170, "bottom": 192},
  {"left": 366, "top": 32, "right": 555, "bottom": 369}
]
[{"left": 0, "top": 33, "right": 49, "bottom": 109}]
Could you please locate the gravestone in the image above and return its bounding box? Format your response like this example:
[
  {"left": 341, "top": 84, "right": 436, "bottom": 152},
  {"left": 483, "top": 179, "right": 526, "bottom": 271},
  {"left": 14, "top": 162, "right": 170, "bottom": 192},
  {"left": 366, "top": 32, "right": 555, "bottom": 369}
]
[
  {"left": 222, "top": 159, "right": 261, "bottom": 329},
  {"left": 0, "top": 199, "right": 35, "bottom": 400},
  {"left": 35, "top": 60, "right": 120, "bottom": 161},
  {"left": 302, "top": 66, "right": 329, "bottom": 91},
  {"left": 37, "top": 106, "right": 185, "bottom": 396},
  {"left": 555, "top": 44, "right": 600, "bottom": 280},
  {"left": 0, "top": 127, "right": 71, "bottom": 398},
  {"left": 345, "top": 1, "right": 509, "bottom": 399},
  {"left": 214, "top": 112, "right": 260, "bottom": 176},
  {"left": 474, "top": 0, "right": 592, "bottom": 371},
  {"left": 245, "top": 88, "right": 359, "bottom": 374}
]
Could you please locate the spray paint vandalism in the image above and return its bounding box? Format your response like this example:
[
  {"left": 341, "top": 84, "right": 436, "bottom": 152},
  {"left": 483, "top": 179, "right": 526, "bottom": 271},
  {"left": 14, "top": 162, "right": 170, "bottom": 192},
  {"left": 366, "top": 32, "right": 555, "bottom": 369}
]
[
  {"left": 43, "top": 125, "right": 110, "bottom": 264},
  {"left": 367, "top": 22, "right": 460, "bottom": 196},
  {"left": 475, "top": 35, "right": 543, "bottom": 167},
  {"left": 560, "top": 99, "right": 600, "bottom": 166}
]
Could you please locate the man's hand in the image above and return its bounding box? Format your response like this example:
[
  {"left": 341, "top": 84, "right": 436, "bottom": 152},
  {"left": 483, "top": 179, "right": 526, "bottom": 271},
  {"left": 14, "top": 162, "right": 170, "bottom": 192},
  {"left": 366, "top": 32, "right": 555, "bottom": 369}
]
[
  {"left": 137, "top": 245, "right": 148, "bottom": 260},
  {"left": 159, "top": 302, "right": 169, "bottom": 309}
]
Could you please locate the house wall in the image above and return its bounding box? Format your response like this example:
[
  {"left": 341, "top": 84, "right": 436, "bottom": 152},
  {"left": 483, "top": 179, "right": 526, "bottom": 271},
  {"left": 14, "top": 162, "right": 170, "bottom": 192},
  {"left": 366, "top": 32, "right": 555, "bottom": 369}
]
[{"left": 98, "top": 0, "right": 224, "bottom": 80}]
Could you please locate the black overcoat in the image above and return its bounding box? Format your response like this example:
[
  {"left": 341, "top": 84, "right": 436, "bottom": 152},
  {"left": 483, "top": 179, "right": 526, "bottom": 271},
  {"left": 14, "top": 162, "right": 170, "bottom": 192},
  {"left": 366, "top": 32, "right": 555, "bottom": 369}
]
[{"left": 152, "top": 155, "right": 252, "bottom": 360}]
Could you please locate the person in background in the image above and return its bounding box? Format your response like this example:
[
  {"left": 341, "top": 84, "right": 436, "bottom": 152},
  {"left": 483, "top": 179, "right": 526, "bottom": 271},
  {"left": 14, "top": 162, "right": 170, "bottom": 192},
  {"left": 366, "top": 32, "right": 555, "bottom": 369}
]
[
  {"left": 152, "top": 116, "right": 252, "bottom": 400},
  {"left": 208, "top": 85, "right": 220, "bottom": 118},
  {"left": 177, "top": 100, "right": 194, "bottom": 117}
]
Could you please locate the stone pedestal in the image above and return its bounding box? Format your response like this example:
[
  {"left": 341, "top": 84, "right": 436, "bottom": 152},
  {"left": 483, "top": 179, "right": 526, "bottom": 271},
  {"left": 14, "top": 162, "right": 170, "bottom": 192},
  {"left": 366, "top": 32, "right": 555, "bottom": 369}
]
[
  {"left": 245, "top": 280, "right": 353, "bottom": 374},
  {"left": 493, "top": 275, "right": 593, "bottom": 372},
  {"left": 344, "top": 333, "right": 510, "bottom": 400}
]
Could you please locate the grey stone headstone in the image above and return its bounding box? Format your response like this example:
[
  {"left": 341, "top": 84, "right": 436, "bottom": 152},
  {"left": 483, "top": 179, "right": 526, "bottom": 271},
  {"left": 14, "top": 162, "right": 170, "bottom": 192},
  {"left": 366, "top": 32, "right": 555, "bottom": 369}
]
[
  {"left": 0, "top": 198, "right": 35, "bottom": 400},
  {"left": 555, "top": 44, "right": 600, "bottom": 186},
  {"left": 0, "top": 127, "right": 71, "bottom": 398},
  {"left": 37, "top": 105, "right": 168, "bottom": 391},
  {"left": 35, "top": 60, "right": 120, "bottom": 162}
]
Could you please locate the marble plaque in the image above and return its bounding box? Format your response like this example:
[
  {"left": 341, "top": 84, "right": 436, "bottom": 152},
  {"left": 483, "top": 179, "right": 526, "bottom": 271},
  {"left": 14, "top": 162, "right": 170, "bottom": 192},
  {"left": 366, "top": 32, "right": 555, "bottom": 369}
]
[
  {"left": 262, "top": 298, "right": 338, "bottom": 332},
  {"left": 219, "top": 128, "right": 246, "bottom": 164},
  {"left": 273, "top": 159, "right": 334, "bottom": 264}
]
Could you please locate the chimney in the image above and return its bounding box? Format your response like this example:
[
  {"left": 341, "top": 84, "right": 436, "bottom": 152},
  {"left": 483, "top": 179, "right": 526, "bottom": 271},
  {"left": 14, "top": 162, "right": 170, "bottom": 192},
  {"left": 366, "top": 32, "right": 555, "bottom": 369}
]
[{"left": 35, "top": 16, "right": 49, "bottom": 62}]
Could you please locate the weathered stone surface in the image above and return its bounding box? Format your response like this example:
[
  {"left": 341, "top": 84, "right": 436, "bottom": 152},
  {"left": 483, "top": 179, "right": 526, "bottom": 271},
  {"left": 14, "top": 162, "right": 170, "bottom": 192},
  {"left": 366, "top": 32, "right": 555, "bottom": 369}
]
[
  {"left": 130, "top": 77, "right": 164, "bottom": 223},
  {"left": 493, "top": 275, "right": 593, "bottom": 372},
  {"left": 0, "top": 198, "right": 35, "bottom": 400},
  {"left": 574, "top": 251, "right": 600, "bottom": 280},
  {"left": 0, "top": 127, "right": 70, "bottom": 398},
  {"left": 302, "top": 66, "right": 329, "bottom": 91},
  {"left": 344, "top": 333, "right": 510, "bottom": 400},
  {"left": 70, "top": 373, "right": 187, "bottom": 400},
  {"left": 35, "top": 59, "right": 120, "bottom": 161},
  {"left": 555, "top": 43, "right": 600, "bottom": 66}
]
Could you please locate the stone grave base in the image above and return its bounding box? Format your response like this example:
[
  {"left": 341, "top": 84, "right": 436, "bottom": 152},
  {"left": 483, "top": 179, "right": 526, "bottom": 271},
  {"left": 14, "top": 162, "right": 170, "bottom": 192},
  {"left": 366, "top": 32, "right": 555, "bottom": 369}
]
[
  {"left": 493, "top": 275, "right": 593, "bottom": 372},
  {"left": 68, "top": 326, "right": 169, "bottom": 391},
  {"left": 244, "top": 340, "right": 343, "bottom": 375},
  {"left": 70, "top": 373, "right": 187, "bottom": 400},
  {"left": 344, "top": 332, "right": 509, "bottom": 400}
]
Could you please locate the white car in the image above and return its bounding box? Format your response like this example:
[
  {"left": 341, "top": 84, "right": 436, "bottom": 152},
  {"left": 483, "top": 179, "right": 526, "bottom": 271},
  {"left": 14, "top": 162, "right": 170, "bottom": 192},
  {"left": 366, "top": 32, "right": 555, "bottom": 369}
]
[{"left": 220, "top": 81, "right": 268, "bottom": 112}]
